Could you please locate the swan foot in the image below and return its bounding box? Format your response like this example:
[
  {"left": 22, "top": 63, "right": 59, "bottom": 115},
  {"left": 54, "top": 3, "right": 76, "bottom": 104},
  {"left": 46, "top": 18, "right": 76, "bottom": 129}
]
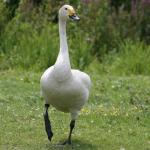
[
  {"left": 44, "top": 104, "right": 53, "bottom": 142},
  {"left": 61, "top": 120, "right": 75, "bottom": 145},
  {"left": 47, "top": 131, "right": 53, "bottom": 141}
]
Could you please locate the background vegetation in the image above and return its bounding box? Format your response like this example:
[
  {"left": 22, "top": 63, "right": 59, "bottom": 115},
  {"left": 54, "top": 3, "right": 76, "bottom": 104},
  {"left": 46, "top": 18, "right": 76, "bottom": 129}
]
[
  {"left": 0, "top": 0, "right": 149, "bottom": 74},
  {"left": 0, "top": 0, "right": 150, "bottom": 149}
]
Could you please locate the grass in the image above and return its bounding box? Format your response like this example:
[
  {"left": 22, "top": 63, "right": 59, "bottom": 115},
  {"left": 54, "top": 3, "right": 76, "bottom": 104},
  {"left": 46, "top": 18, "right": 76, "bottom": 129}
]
[{"left": 0, "top": 70, "right": 150, "bottom": 150}]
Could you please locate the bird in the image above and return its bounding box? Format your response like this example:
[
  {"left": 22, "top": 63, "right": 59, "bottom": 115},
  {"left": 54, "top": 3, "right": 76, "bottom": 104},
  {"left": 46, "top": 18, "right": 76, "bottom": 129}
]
[{"left": 40, "top": 4, "right": 91, "bottom": 145}]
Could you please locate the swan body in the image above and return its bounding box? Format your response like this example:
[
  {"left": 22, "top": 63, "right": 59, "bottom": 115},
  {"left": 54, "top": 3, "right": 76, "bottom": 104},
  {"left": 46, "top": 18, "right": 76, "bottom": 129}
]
[
  {"left": 40, "top": 4, "right": 91, "bottom": 144},
  {"left": 41, "top": 67, "right": 91, "bottom": 118}
]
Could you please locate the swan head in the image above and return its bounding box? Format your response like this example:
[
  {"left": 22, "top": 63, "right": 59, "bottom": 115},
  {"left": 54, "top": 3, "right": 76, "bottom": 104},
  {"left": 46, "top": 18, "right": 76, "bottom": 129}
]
[{"left": 59, "top": 5, "right": 80, "bottom": 21}]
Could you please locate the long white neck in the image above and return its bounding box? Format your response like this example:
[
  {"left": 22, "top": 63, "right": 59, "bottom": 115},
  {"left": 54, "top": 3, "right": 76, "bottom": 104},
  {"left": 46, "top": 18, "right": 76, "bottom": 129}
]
[{"left": 54, "top": 17, "right": 71, "bottom": 81}]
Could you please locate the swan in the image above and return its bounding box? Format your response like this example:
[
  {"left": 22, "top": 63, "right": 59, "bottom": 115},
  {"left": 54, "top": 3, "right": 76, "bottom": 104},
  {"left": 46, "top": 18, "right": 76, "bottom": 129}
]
[{"left": 40, "top": 4, "right": 91, "bottom": 145}]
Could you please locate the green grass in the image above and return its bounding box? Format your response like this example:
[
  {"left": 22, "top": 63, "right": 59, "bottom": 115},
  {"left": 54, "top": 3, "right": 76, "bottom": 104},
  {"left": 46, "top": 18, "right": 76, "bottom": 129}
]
[{"left": 0, "top": 70, "right": 150, "bottom": 150}]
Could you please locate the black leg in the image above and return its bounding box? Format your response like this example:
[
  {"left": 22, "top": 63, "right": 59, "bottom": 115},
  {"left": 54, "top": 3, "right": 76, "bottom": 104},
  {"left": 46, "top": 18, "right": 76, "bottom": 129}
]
[
  {"left": 62, "top": 120, "right": 75, "bottom": 145},
  {"left": 43, "top": 104, "right": 53, "bottom": 141}
]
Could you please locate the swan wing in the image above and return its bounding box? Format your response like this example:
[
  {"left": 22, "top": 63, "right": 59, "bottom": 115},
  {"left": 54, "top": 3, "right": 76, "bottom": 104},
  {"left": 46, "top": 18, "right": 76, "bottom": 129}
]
[{"left": 71, "top": 69, "right": 91, "bottom": 90}]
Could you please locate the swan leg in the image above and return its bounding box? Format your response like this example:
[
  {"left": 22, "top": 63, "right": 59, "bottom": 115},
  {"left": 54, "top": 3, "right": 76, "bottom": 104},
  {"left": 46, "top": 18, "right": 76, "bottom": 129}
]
[
  {"left": 43, "top": 104, "right": 53, "bottom": 141},
  {"left": 62, "top": 120, "right": 75, "bottom": 145}
]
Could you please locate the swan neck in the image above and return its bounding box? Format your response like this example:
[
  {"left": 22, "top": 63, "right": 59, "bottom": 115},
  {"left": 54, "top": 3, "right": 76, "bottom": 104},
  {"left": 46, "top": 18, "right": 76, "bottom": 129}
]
[
  {"left": 54, "top": 17, "right": 71, "bottom": 81},
  {"left": 59, "top": 18, "right": 68, "bottom": 53}
]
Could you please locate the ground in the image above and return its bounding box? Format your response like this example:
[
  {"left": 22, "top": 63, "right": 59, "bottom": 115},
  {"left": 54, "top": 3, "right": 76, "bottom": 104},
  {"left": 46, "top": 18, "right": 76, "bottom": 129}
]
[{"left": 0, "top": 70, "right": 149, "bottom": 150}]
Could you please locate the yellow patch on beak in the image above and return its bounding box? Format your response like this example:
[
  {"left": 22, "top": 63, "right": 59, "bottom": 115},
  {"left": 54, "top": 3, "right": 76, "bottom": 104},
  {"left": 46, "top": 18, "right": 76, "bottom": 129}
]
[{"left": 67, "top": 6, "right": 75, "bottom": 16}]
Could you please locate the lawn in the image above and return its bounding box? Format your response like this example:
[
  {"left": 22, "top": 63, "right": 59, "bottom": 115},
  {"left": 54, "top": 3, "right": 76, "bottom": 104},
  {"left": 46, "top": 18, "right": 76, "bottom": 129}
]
[{"left": 0, "top": 70, "right": 149, "bottom": 150}]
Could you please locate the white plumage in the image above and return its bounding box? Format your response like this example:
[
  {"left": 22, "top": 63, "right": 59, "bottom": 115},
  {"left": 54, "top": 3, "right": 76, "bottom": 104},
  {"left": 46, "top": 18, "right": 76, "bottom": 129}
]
[
  {"left": 40, "top": 4, "right": 91, "bottom": 144},
  {"left": 41, "top": 67, "right": 91, "bottom": 119}
]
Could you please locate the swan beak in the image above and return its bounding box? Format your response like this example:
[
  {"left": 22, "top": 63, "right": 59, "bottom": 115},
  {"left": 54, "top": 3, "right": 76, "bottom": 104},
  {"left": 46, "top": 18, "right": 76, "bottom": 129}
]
[{"left": 69, "top": 15, "right": 80, "bottom": 21}]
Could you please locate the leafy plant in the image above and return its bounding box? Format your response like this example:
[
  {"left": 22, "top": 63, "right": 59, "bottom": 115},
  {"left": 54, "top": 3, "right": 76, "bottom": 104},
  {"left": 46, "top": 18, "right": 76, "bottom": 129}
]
[{"left": 110, "top": 40, "right": 150, "bottom": 75}]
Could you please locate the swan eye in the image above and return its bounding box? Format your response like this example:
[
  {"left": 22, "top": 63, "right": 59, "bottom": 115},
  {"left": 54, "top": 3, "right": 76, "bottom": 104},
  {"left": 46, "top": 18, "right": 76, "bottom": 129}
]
[{"left": 65, "top": 8, "right": 68, "bottom": 10}]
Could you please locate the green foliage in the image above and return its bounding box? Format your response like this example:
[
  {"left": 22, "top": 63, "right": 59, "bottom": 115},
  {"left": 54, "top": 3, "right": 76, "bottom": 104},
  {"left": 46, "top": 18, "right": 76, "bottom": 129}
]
[
  {"left": 95, "top": 40, "right": 150, "bottom": 75},
  {"left": 77, "top": 1, "right": 112, "bottom": 58},
  {"left": 110, "top": 40, "right": 150, "bottom": 75},
  {"left": 138, "top": 3, "right": 150, "bottom": 44},
  {"left": 1, "top": 18, "right": 58, "bottom": 70},
  {"left": 0, "top": 2, "right": 9, "bottom": 34},
  {"left": 0, "top": 0, "right": 150, "bottom": 74},
  {"left": 68, "top": 23, "right": 93, "bottom": 70}
]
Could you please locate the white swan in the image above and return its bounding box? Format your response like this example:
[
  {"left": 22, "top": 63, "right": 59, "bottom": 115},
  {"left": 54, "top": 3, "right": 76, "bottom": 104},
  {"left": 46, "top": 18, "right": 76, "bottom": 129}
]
[{"left": 40, "top": 4, "right": 91, "bottom": 144}]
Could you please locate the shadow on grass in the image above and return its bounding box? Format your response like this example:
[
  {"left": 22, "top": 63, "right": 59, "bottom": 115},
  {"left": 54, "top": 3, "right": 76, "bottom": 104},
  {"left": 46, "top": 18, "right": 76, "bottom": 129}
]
[{"left": 45, "top": 139, "right": 96, "bottom": 150}]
